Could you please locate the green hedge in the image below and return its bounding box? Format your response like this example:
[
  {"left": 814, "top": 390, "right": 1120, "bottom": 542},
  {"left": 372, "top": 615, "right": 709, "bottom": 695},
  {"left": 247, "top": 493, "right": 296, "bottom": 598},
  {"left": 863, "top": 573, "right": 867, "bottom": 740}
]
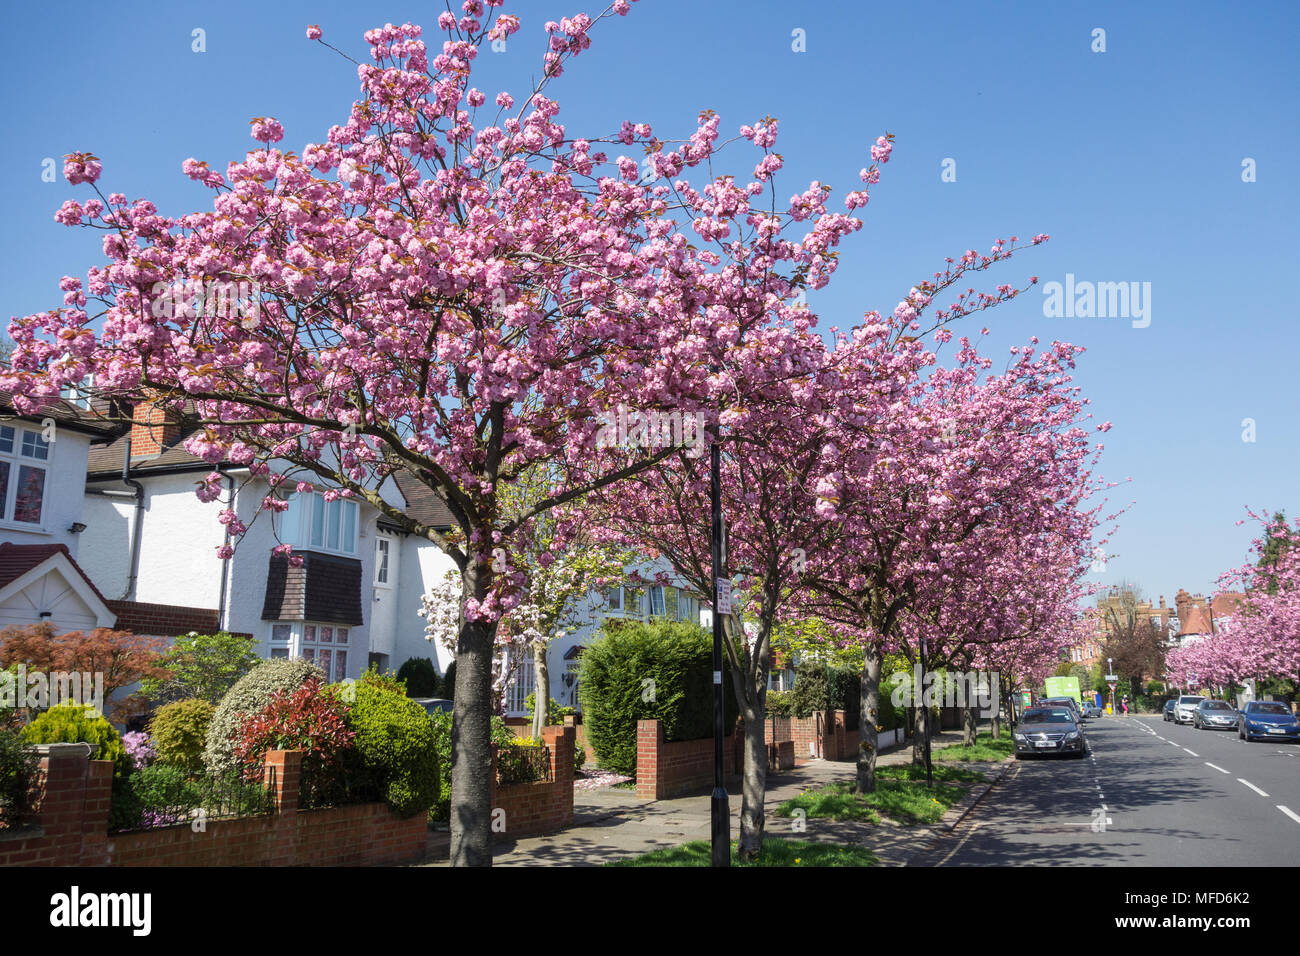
[
  {"left": 203, "top": 658, "right": 325, "bottom": 778},
  {"left": 340, "top": 681, "right": 440, "bottom": 819},
  {"left": 149, "top": 699, "right": 215, "bottom": 775},
  {"left": 578, "top": 619, "right": 739, "bottom": 777},
  {"left": 396, "top": 657, "right": 439, "bottom": 698},
  {"left": 790, "top": 662, "right": 861, "bottom": 729}
]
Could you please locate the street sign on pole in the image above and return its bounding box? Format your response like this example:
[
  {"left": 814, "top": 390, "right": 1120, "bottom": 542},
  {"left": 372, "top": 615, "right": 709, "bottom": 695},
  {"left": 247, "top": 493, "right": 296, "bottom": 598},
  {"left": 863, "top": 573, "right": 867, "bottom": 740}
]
[
  {"left": 1104, "top": 674, "right": 1118, "bottom": 682},
  {"left": 716, "top": 579, "right": 733, "bottom": 617}
]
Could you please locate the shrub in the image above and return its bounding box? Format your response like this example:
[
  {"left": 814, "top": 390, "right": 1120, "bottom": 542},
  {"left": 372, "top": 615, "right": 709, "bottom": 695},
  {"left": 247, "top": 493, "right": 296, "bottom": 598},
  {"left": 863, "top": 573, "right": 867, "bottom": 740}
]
[
  {"left": 579, "top": 619, "right": 739, "bottom": 776},
  {"left": 122, "top": 731, "right": 155, "bottom": 771},
  {"left": 790, "top": 662, "right": 860, "bottom": 728},
  {"left": 203, "top": 658, "right": 325, "bottom": 778},
  {"left": 574, "top": 744, "right": 587, "bottom": 773},
  {"left": 765, "top": 690, "right": 793, "bottom": 718},
  {"left": 20, "top": 701, "right": 130, "bottom": 776},
  {"left": 359, "top": 662, "right": 406, "bottom": 696},
  {"left": 524, "top": 692, "right": 575, "bottom": 726},
  {"left": 337, "top": 681, "right": 440, "bottom": 819},
  {"left": 0, "top": 725, "right": 39, "bottom": 827},
  {"left": 139, "top": 631, "right": 261, "bottom": 704},
  {"left": 233, "top": 678, "right": 355, "bottom": 784},
  {"left": 149, "top": 699, "right": 216, "bottom": 775},
  {"left": 496, "top": 737, "right": 549, "bottom": 785},
  {"left": 396, "top": 657, "right": 439, "bottom": 697}
]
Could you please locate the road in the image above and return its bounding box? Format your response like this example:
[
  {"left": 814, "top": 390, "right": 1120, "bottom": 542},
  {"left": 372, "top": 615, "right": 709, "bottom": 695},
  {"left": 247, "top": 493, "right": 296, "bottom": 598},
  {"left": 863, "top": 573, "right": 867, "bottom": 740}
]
[{"left": 917, "top": 714, "right": 1300, "bottom": 866}]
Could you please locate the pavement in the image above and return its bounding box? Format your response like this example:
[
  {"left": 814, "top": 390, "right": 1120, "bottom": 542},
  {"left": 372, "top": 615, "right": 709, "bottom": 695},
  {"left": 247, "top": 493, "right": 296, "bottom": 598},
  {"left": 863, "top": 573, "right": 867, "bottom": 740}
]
[{"left": 418, "top": 728, "right": 1014, "bottom": 866}]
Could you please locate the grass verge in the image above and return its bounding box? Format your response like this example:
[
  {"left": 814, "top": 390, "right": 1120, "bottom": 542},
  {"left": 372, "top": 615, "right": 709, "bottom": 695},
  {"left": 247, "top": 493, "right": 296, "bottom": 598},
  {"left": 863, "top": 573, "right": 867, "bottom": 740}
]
[
  {"left": 607, "top": 838, "right": 878, "bottom": 867},
  {"left": 932, "top": 732, "right": 1015, "bottom": 763},
  {"left": 773, "top": 764, "right": 975, "bottom": 827}
]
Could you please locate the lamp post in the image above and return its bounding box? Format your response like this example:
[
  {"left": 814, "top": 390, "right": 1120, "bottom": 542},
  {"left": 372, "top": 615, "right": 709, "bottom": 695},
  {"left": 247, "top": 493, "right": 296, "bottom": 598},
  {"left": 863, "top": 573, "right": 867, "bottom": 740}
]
[{"left": 709, "top": 436, "right": 729, "bottom": 867}]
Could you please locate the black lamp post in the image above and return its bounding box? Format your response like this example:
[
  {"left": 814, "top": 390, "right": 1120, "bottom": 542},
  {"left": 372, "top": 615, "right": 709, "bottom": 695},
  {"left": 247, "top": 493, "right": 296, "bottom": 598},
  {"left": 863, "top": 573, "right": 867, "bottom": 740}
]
[{"left": 712, "top": 439, "right": 733, "bottom": 868}]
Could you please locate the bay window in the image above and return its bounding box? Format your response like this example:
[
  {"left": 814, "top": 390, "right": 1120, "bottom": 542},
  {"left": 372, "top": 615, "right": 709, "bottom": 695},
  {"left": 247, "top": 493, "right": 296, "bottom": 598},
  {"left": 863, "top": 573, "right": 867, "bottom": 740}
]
[
  {"left": 266, "top": 621, "right": 351, "bottom": 682},
  {"left": 279, "top": 491, "right": 358, "bottom": 556}
]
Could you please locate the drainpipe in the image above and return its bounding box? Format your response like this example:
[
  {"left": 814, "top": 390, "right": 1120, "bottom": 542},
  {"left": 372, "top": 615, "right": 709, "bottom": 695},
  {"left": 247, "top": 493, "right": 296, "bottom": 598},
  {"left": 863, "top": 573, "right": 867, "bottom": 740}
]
[
  {"left": 217, "top": 467, "right": 234, "bottom": 631},
  {"left": 120, "top": 434, "right": 145, "bottom": 601}
]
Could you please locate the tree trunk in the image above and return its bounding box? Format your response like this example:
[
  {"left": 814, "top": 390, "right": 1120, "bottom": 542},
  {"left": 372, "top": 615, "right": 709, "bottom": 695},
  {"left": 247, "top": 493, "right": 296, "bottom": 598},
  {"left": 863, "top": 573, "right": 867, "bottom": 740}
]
[
  {"left": 450, "top": 567, "right": 495, "bottom": 868},
  {"left": 913, "top": 703, "right": 930, "bottom": 764},
  {"left": 962, "top": 705, "right": 978, "bottom": 746},
  {"left": 738, "top": 705, "right": 767, "bottom": 861},
  {"left": 531, "top": 642, "right": 550, "bottom": 739},
  {"left": 855, "top": 644, "right": 882, "bottom": 794},
  {"left": 991, "top": 673, "right": 1003, "bottom": 738}
]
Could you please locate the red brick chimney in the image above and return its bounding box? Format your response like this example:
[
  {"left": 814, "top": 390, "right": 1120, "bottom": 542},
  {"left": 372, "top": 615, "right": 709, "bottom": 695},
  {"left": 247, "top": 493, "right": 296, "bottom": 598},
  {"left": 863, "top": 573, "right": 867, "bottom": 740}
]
[{"left": 130, "top": 399, "right": 183, "bottom": 457}]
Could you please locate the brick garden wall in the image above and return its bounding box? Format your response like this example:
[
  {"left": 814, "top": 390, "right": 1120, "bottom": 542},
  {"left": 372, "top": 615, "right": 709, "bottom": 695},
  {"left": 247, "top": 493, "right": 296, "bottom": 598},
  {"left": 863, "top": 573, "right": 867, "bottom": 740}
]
[
  {"left": 490, "top": 724, "right": 574, "bottom": 842},
  {"left": 0, "top": 746, "right": 427, "bottom": 867},
  {"left": 635, "top": 719, "right": 743, "bottom": 800}
]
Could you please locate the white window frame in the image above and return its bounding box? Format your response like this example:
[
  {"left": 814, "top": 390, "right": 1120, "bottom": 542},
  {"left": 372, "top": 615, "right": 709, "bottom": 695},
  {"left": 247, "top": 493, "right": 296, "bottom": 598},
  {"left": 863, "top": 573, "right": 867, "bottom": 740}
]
[
  {"left": 504, "top": 646, "right": 534, "bottom": 716},
  {"left": 266, "top": 621, "right": 352, "bottom": 682},
  {"left": 279, "top": 491, "right": 359, "bottom": 557},
  {"left": 374, "top": 536, "right": 391, "bottom": 586},
  {"left": 649, "top": 585, "right": 666, "bottom": 617},
  {"left": 0, "top": 424, "right": 51, "bottom": 530}
]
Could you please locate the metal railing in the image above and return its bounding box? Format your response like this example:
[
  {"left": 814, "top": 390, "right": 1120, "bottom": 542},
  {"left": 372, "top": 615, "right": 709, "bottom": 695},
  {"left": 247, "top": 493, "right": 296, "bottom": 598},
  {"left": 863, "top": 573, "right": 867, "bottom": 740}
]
[
  {"left": 109, "top": 768, "right": 276, "bottom": 834},
  {"left": 496, "top": 743, "right": 552, "bottom": 786}
]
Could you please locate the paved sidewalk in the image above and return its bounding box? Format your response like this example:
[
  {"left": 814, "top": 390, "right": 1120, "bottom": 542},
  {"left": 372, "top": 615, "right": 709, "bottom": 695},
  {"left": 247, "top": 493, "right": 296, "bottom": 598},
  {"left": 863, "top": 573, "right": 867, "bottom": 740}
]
[{"left": 418, "top": 729, "right": 1013, "bottom": 866}]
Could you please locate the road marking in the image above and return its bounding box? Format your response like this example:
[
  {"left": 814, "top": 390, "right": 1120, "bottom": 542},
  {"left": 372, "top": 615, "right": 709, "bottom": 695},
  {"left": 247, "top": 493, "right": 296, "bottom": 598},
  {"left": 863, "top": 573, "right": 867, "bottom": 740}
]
[
  {"left": 1101, "top": 803, "right": 1108, "bottom": 811},
  {"left": 1278, "top": 806, "right": 1300, "bottom": 826},
  {"left": 1168, "top": 741, "right": 1180, "bottom": 748},
  {"left": 1205, "top": 762, "right": 1230, "bottom": 774},
  {"left": 937, "top": 820, "right": 982, "bottom": 866},
  {"left": 1238, "top": 779, "right": 1269, "bottom": 797},
  {"left": 1183, "top": 748, "right": 1198, "bottom": 756}
]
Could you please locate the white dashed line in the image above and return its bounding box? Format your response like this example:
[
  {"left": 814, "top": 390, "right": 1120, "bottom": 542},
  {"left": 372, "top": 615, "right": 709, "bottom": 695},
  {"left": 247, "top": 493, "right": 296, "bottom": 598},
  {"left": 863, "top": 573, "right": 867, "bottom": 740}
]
[
  {"left": 1238, "top": 779, "right": 1269, "bottom": 797},
  {"left": 1183, "top": 748, "right": 1198, "bottom": 756},
  {"left": 1205, "top": 762, "right": 1230, "bottom": 774},
  {"left": 1278, "top": 806, "right": 1300, "bottom": 826}
]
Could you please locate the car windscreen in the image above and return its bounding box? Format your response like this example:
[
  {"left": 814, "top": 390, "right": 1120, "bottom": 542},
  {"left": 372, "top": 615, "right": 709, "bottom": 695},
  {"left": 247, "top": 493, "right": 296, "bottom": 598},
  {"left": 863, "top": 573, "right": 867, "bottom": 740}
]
[
  {"left": 1202, "top": 701, "right": 1232, "bottom": 710},
  {"left": 1179, "top": 697, "right": 1203, "bottom": 704},
  {"left": 1023, "top": 710, "right": 1074, "bottom": 723},
  {"left": 1249, "top": 702, "right": 1290, "bottom": 715}
]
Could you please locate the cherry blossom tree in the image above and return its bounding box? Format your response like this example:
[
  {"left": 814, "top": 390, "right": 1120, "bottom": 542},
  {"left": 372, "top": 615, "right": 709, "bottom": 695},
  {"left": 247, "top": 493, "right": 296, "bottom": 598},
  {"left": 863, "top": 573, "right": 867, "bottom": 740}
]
[{"left": 4, "top": 6, "right": 890, "bottom": 864}]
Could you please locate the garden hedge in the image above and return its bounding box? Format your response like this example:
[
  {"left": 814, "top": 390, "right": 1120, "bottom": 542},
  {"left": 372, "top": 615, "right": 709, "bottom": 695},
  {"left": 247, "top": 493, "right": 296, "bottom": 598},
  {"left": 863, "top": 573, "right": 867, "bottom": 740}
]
[
  {"left": 203, "top": 658, "right": 325, "bottom": 778},
  {"left": 340, "top": 681, "right": 440, "bottom": 818},
  {"left": 149, "top": 698, "right": 215, "bottom": 775},
  {"left": 578, "top": 619, "right": 738, "bottom": 776}
]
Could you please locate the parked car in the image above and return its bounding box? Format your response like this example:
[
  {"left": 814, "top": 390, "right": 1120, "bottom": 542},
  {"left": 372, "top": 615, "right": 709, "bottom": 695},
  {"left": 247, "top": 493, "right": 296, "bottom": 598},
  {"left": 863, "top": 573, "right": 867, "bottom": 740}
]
[
  {"left": 1193, "top": 699, "right": 1238, "bottom": 730},
  {"left": 1081, "top": 701, "right": 1103, "bottom": 719},
  {"left": 1238, "top": 700, "right": 1300, "bottom": 743},
  {"left": 1174, "top": 695, "right": 1203, "bottom": 724},
  {"left": 411, "top": 698, "right": 453, "bottom": 716},
  {"left": 1013, "top": 707, "right": 1087, "bottom": 759},
  {"left": 1163, "top": 699, "right": 1177, "bottom": 722},
  {"left": 1040, "top": 696, "right": 1084, "bottom": 721}
]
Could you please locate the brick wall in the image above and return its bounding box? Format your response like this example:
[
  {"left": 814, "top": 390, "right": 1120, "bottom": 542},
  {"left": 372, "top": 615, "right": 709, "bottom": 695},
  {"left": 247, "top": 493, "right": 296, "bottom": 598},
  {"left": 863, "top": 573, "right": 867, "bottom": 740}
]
[
  {"left": 635, "top": 719, "right": 743, "bottom": 800},
  {"left": 106, "top": 600, "right": 223, "bottom": 638},
  {"left": 0, "top": 747, "right": 427, "bottom": 867},
  {"left": 489, "top": 724, "right": 574, "bottom": 842}
]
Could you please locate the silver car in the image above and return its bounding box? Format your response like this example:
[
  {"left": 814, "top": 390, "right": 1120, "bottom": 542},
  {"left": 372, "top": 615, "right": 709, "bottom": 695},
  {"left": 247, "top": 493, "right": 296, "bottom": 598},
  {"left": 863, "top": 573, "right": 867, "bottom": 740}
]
[
  {"left": 1014, "top": 707, "right": 1087, "bottom": 759},
  {"left": 1193, "top": 698, "right": 1237, "bottom": 730}
]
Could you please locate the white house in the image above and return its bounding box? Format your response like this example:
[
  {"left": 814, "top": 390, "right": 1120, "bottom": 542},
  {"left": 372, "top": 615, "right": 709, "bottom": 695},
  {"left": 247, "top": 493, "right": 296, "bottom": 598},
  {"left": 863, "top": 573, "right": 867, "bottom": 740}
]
[
  {"left": 0, "top": 392, "right": 119, "bottom": 635},
  {"left": 75, "top": 401, "right": 461, "bottom": 683}
]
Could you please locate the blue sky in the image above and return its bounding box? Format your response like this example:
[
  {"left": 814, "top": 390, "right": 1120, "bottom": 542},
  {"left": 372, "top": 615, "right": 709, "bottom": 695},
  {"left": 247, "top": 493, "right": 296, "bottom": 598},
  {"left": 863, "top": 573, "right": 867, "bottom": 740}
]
[{"left": 2, "top": 0, "right": 1296, "bottom": 610}]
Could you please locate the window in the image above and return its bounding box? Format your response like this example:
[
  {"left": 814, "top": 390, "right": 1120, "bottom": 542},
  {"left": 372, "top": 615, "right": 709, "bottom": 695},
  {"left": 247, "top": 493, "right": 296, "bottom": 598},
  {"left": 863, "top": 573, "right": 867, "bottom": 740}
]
[
  {"left": 664, "top": 586, "right": 679, "bottom": 620},
  {"left": 280, "top": 492, "right": 359, "bottom": 556},
  {"left": 375, "top": 538, "right": 391, "bottom": 585},
  {"left": 267, "top": 621, "right": 351, "bottom": 681},
  {"left": 59, "top": 375, "right": 93, "bottom": 410},
  {"left": 0, "top": 425, "right": 50, "bottom": 527},
  {"left": 605, "top": 587, "right": 622, "bottom": 611},
  {"left": 649, "top": 586, "right": 665, "bottom": 617},
  {"left": 504, "top": 646, "right": 534, "bottom": 715}
]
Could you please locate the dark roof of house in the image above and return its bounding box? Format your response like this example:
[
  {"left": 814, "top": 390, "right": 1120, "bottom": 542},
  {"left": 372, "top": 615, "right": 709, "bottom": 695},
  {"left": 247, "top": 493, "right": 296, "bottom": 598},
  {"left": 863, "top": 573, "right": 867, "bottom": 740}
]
[
  {"left": 85, "top": 425, "right": 210, "bottom": 478},
  {"left": 391, "top": 471, "right": 457, "bottom": 531},
  {"left": 0, "top": 542, "right": 113, "bottom": 608},
  {"left": 0, "top": 390, "right": 120, "bottom": 439},
  {"left": 88, "top": 420, "right": 456, "bottom": 531}
]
